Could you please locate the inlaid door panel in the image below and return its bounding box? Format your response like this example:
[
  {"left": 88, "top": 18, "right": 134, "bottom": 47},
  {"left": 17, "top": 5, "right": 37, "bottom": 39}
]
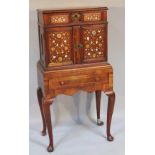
[
  {"left": 45, "top": 27, "right": 73, "bottom": 67},
  {"left": 80, "top": 24, "right": 107, "bottom": 63}
]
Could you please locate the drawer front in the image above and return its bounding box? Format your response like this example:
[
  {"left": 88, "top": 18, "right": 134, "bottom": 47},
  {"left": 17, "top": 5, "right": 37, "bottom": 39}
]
[
  {"left": 83, "top": 12, "right": 102, "bottom": 22},
  {"left": 43, "top": 13, "right": 70, "bottom": 25},
  {"left": 49, "top": 73, "right": 109, "bottom": 89},
  {"left": 47, "top": 65, "right": 112, "bottom": 90}
]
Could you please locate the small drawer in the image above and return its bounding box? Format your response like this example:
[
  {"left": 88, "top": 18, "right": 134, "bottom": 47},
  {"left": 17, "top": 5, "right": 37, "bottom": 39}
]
[
  {"left": 83, "top": 11, "right": 107, "bottom": 22},
  {"left": 49, "top": 73, "right": 108, "bottom": 89},
  {"left": 71, "top": 11, "right": 106, "bottom": 23},
  {"left": 83, "top": 12, "right": 101, "bottom": 21},
  {"left": 43, "top": 13, "right": 70, "bottom": 25}
]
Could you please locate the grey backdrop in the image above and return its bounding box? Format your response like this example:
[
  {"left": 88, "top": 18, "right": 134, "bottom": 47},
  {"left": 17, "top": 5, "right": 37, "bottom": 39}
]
[{"left": 29, "top": 1, "right": 124, "bottom": 155}]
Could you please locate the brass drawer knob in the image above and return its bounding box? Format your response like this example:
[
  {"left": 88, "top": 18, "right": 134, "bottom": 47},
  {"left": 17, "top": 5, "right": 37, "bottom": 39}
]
[{"left": 60, "top": 81, "right": 65, "bottom": 85}]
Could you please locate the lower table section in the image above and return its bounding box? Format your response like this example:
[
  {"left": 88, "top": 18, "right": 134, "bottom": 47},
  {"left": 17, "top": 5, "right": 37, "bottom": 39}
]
[{"left": 37, "top": 62, "right": 116, "bottom": 152}]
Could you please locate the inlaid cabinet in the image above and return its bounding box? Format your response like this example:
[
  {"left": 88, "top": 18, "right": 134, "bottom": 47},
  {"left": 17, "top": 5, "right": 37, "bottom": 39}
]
[{"left": 36, "top": 7, "right": 115, "bottom": 152}]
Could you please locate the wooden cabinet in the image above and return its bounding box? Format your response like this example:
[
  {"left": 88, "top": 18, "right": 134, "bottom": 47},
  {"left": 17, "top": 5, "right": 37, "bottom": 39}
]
[
  {"left": 37, "top": 7, "right": 115, "bottom": 152},
  {"left": 38, "top": 7, "right": 108, "bottom": 68}
]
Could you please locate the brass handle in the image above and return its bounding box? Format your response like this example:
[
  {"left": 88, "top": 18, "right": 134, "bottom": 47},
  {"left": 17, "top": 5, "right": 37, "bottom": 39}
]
[
  {"left": 60, "top": 81, "right": 65, "bottom": 85},
  {"left": 72, "top": 13, "right": 81, "bottom": 21},
  {"left": 75, "top": 43, "right": 83, "bottom": 49}
]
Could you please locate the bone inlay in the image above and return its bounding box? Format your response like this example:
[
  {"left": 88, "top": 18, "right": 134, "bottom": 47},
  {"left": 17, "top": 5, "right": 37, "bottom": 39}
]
[
  {"left": 50, "top": 15, "right": 69, "bottom": 24},
  {"left": 48, "top": 31, "right": 72, "bottom": 65},
  {"left": 84, "top": 12, "right": 101, "bottom": 21},
  {"left": 82, "top": 27, "right": 104, "bottom": 59}
]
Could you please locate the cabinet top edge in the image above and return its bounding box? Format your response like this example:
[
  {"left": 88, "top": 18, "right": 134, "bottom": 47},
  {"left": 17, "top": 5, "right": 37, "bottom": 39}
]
[{"left": 37, "top": 7, "right": 108, "bottom": 13}]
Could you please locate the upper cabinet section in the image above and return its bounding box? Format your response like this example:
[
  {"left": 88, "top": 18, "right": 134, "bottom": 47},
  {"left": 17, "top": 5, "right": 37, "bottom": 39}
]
[
  {"left": 37, "top": 7, "right": 108, "bottom": 26},
  {"left": 37, "top": 7, "right": 108, "bottom": 69}
]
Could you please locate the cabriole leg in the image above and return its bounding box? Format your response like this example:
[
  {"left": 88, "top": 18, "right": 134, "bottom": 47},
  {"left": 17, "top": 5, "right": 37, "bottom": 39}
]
[
  {"left": 106, "top": 91, "right": 115, "bottom": 141},
  {"left": 43, "top": 98, "right": 54, "bottom": 152},
  {"left": 37, "top": 87, "right": 46, "bottom": 136},
  {"left": 95, "top": 90, "right": 104, "bottom": 126}
]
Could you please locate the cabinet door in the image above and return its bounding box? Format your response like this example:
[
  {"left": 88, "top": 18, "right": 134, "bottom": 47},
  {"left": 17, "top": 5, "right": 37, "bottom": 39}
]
[
  {"left": 81, "top": 24, "right": 107, "bottom": 63},
  {"left": 45, "top": 27, "right": 73, "bottom": 67}
]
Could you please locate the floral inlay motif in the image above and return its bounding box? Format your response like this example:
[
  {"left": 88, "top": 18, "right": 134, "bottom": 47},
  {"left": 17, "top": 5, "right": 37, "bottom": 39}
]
[
  {"left": 82, "top": 27, "right": 104, "bottom": 59},
  {"left": 48, "top": 31, "right": 72, "bottom": 65},
  {"left": 84, "top": 12, "right": 101, "bottom": 21},
  {"left": 50, "top": 15, "right": 68, "bottom": 24}
]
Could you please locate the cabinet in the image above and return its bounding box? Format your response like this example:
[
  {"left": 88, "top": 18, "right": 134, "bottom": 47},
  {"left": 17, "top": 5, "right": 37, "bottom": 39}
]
[{"left": 37, "top": 7, "right": 115, "bottom": 152}]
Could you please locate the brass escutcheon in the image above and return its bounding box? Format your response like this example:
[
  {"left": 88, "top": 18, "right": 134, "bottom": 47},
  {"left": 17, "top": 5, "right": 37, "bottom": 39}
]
[
  {"left": 72, "top": 13, "right": 81, "bottom": 21},
  {"left": 75, "top": 43, "right": 83, "bottom": 49}
]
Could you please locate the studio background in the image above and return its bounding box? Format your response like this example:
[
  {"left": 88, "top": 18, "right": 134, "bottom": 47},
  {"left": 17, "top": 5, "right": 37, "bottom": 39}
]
[{"left": 29, "top": 1, "right": 125, "bottom": 155}]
